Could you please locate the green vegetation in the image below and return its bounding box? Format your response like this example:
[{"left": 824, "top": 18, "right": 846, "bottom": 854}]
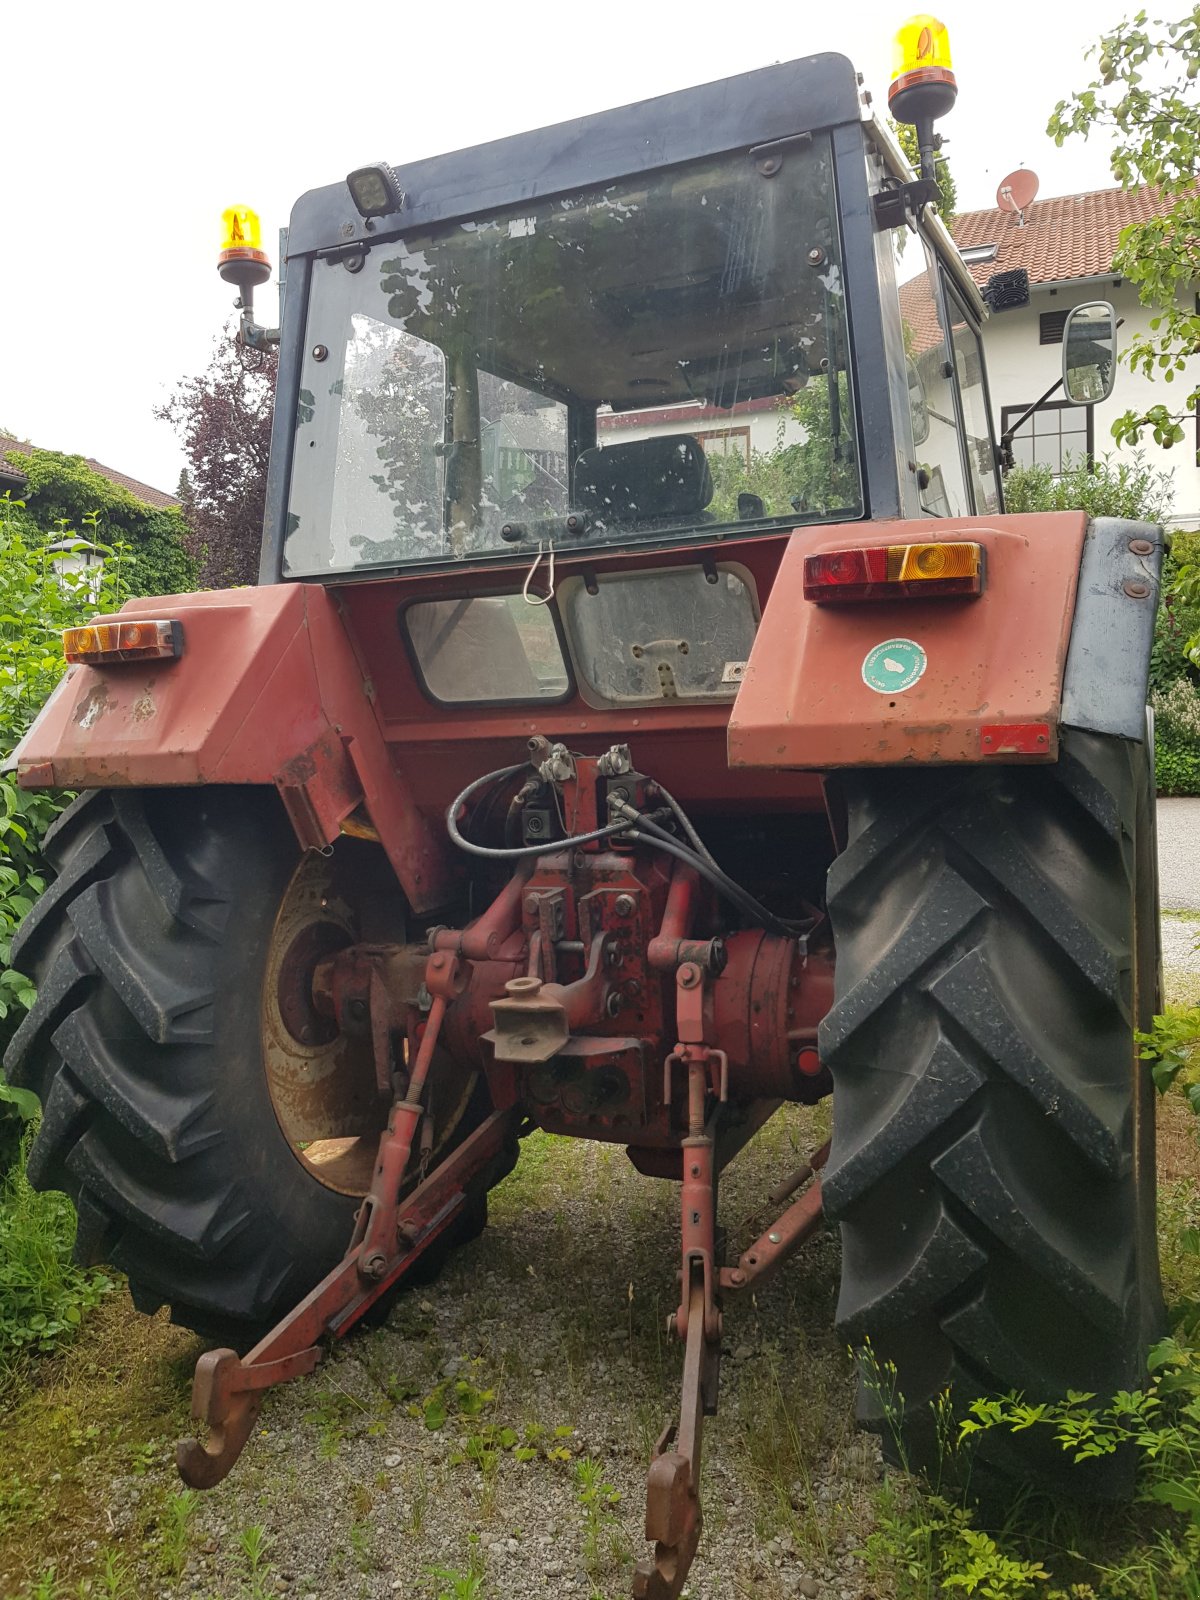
[
  {"left": 1154, "top": 678, "right": 1200, "bottom": 795},
  {"left": 0, "top": 492, "right": 125, "bottom": 1160},
  {"left": 1001, "top": 453, "right": 1175, "bottom": 525},
  {"left": 707, "top": 380, "right": 861, "bottom": 526},
  {"left": 0, "top": 1136, "right": 111, "bottom": 1374},
  {"left": 0, "top": 495, "right": 137, "bottom": 1378},
  {"left": 574, "top": 1456, "right": 625, "bottom": 1577},
  {"left": 3, "top": 449, "right": 196, "bottom": 599},
  {"left": 1003, "top": 457, "right": 1200, "bottom": 794},
  {"left": 853, "top": 942, "right": 1200, "bottom": 1600},
  {"left": 1050, "top": 8, "right": 1200, "bottom": 460}
]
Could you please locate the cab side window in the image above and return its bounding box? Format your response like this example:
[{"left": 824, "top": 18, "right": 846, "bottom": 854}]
[
  {"left": 944, "top": 284, "right": 1000, "bottom": 514},
  {"left": 894, "top": 232, "right": 971, "bottom": 516}
]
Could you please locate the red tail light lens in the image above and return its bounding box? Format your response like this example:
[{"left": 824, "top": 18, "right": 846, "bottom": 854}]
[
  {"left": 63, "top": 619, "right": 183, "bottom": 665},
  {"left": 804, "top": 542, "right": 984, "bottom": 603}
]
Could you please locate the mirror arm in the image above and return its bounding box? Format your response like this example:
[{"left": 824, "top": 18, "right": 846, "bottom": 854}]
[{"left": 996, "top": 376, "right": 1065, "bottom": 473}]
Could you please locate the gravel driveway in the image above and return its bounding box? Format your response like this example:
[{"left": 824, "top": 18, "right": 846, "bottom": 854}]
[{"left": 158, "top": 1108, "right": 876, "bottom": 1600}]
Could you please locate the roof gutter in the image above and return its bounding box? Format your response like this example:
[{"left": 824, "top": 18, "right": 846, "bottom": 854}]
[{"left": 1024, "top": 273, "right": 1125, "bottom": 294}]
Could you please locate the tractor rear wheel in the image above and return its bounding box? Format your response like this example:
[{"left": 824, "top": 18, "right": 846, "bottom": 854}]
[
  {"left": 5, "top": 787, "right": 510, "bottom": 1338},
  {"left": 821, "top": 729, "right": 1163, "bottom": 1491}
]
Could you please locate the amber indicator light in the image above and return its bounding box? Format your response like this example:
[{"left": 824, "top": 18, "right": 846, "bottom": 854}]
[
  {"left": 63, "top": 619, "right": 184, "bottom": 665},
  {"left": 803, "top": 541, "right": 983, "bottom": 603}
]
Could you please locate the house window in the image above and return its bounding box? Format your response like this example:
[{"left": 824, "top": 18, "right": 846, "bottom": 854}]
[
  {"left": 1001, "top": 401, "right": 1093, "bottom": 473},
  {"left": 696, "top": 427, "right": 751, "bottom": 467},
  {"left": 1039, "top": 310, "right": 1069, "bottom": 345}
]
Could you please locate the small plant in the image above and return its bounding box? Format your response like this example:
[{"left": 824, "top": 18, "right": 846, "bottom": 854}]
[
  {"left": 1139, "top": 1000, "right": 1200, "bottom": 1110},
  {"left": 405, "top": 1463, "right": 432, "bottom": 1536},
  {"left": 428, "top": 1536, "right": 486, "bottom": 1599},
  {"left": 237, "top": 1522, "right": 273, "bottom": 1599},
  {"left": 428, "top": 1569, "right": 485, "bottom": 1600},
  {"left": 126, "top": 1438, "right": 158, "bottom": 1476},
  {"left": 0, "top": 1136, "right": 112, "bottom": 1366},
  {"left": 160, "top": 1488, "right": 199, "bottom": 1578},
  {"left": 24, "top": 1568, "right": 62, "bottom": 1600},
  {"left": 574, "top": 1456, "right": 624, "bottom": 1576},
  {"left": 92, "top": 1547, "right": 134, "bottom": 1600},
  {"left": 348, "top": 1518, "right": 376, "bottom": 1572},
  {"left": 304, "top": 1382, "right": 370, "bottom": 1458}
]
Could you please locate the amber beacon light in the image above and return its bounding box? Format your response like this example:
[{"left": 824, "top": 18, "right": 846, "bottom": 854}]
[
  {"left": 888, "top": 14, "right": 957, "bottom": 123},
  {"left": 217, "top": 205, "right": 272, "bottom": 292}
]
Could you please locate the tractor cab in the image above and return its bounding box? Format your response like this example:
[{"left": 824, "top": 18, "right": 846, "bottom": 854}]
[{"left": 260, "top": 50, "right": 993, "bottom": 592}]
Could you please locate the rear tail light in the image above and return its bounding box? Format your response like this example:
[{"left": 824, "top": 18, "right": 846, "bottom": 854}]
[
  {"left": 63, "top": 620, "right": 183, "bottom": 665},
  {"left": 803, "top": 541, "right": 983, "bottom": 603}
]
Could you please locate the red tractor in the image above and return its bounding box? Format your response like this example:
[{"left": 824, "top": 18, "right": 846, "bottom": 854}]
[{"left": 6, "top": 23, "right": 1163, "bottom": 1598}]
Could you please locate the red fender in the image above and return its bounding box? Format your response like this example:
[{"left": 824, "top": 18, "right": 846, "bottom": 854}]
[{"left": 14, "top": 584, "right": 454, "bottom": 913}]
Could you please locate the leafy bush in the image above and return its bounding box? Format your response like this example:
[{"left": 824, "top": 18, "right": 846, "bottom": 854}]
[
  {"left": 1002, "top": 452, "right": 1175, "bottom": 523},
  {"left": 706, "top": 380, "right": 860, "bottom": 524},
  {"left": 0, "top": 495, "right": 132, "bottom": 1141},
  {"left": 0, "top": 496, "right": 128, "bottom": 1367},
  {"left": 1153, "top": 679, "right": 1200, "bottom": 796},
  {"left": 5, "top": 448, "right": 196, "bottom": 598}
]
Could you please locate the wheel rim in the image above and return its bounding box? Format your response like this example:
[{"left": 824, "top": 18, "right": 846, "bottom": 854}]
[{"left": 260, "top": 845, "right": 476, "bottom": 1197}]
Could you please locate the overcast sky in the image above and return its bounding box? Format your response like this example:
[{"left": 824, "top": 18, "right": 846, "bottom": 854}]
[{"left": 3, "top": 0, "right": 1130, "bottom": 497}]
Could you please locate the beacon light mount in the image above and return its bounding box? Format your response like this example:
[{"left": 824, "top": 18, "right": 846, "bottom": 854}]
[{"left": 217, "top": 205, "right": 281, "bottom": 351}]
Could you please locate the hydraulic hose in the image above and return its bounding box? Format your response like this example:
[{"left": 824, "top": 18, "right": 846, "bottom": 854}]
[
  {"left": 446, "top": 760, "right": 801, "bottom": 939},
  {"left": 623, "top": 819, "right": 794, "bottom": 938},
  {"left": 446, "top": 763, "right": 634, "bottom": 860}
]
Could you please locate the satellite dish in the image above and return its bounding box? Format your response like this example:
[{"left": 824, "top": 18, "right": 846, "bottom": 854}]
[{"left": 997, "top": 169, "right": 1040, "bottom": 219}]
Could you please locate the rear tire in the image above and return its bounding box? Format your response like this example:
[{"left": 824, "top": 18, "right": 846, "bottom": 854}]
[
  {"left": 4, "top": 788, "right": 510, "bottom": 1337},
  {"left": 821, "top": 730, "right": 1163, "bottom": 1492}
]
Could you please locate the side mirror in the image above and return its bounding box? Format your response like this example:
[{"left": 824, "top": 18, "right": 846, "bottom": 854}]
[{"left": 1062, "top": 302, "right": 1116, "bottom": 405}]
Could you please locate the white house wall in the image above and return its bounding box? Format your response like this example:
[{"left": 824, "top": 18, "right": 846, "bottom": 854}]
[
  {"left": 981, "top": 281, "right": 1200, "bottom": 528},
  {"left": 600, "top": 409, "right": 805, "bottom": 458}
]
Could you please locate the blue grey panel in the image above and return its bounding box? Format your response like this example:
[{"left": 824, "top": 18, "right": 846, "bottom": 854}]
[
  {"left": 287, "top": 55, "right": 862, "bottom": 256},
  {"left": 1060, "top": 517, "right": 1163, "bottom": 742}
]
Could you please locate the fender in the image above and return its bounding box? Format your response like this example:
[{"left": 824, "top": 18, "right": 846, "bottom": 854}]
[
  {"left": 13, "top": 584, "right": 454, "bottom": 913},
  {"left": 1060, "top": 517, "right": 1164, "bottom": 742},
  {"left": 728, "top": 510, "right": 1163, "bottom": 768}
]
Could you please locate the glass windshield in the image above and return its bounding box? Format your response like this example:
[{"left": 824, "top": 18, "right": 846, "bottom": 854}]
[{"left": 285, "top": 137, "right": 860, "bottom": 575}]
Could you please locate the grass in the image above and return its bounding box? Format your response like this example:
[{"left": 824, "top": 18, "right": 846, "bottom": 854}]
[
  {"left": 0, "top": 1139, "right": 111, "bottom": 1382},
  {"left": 0, "top": 1286, "right": 200, "bottom": 1595}
]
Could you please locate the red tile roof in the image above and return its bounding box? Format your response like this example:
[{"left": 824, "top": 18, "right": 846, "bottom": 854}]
[
  {"left": 952, "top": 181, "right": 1182, "bottom": 289},
  {"left": 896, "top": 181, "right": 1187, "bottom": 359},
  {"left": 0, "top": 435, "right": 179, "bottom": 510}
]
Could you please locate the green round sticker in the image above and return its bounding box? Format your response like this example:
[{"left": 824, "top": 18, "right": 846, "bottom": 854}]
[{"left": 862, "top": 638, "right": 927, "bottom": 694}]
